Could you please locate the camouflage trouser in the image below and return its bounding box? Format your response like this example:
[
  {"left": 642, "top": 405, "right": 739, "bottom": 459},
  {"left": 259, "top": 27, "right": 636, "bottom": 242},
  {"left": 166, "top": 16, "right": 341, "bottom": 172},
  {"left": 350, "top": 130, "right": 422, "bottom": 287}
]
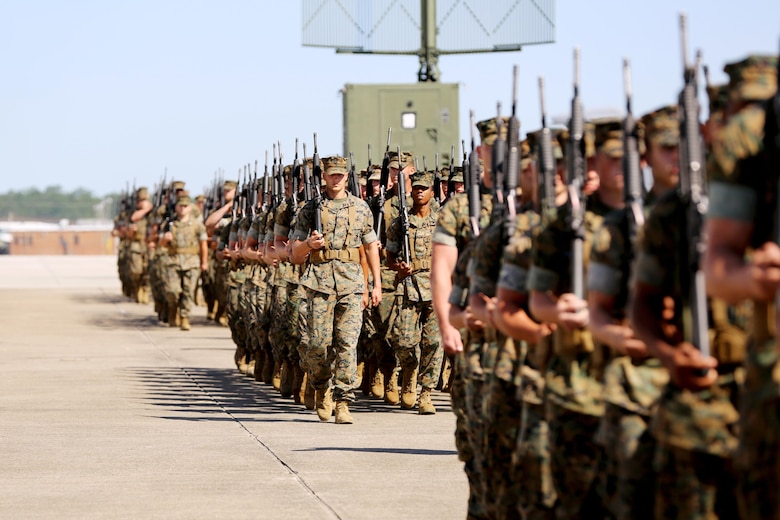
[
  {"left": 240, "top": 278, "right": 259, "bottom": 352},
  {"left": 246, "top": 274, "right": 269, "bottom": 359},
  {"left": 654, "top": 444, "right": 738, "bottom": 519},
  {"left": 387, "top": 297, "right": 443, "bottom": 390},
  {"left": 365, "top": 290, "right": 397, "bottom": 375},
  {"left": 163, "top": 265, "right": 200, "bottom": 318},
  {"left": 296, "top": 285, "right": 309, "bottom": 371},
  {"left": 269, "top": 284, "right": 290, "bottom": 363},
  {"left": 225, "top": 282, "right": 247, "bottom": 348},
  {"left": 450, "top": 351, "right": 485, "bottom": 519},
  {"left": 516, "top": 402, "right": 557, "bottom": 519},
  {"left": 546, "top": 401, "right": 606, "bottom": 519},
  {"left": 128, "top": 242, "right": 148, "bottom": 295},
  {"left": 737, "top": 342, "right": 780, "bottom": 520},
  {"left": 305, "top": 289, "right": 362, "bottom": 402},
  {"left": 285, "top": 283, "right": 302, "bottom": 365},
  {"left": 599, "top": 404, "right": 656, "bottom": 520}
]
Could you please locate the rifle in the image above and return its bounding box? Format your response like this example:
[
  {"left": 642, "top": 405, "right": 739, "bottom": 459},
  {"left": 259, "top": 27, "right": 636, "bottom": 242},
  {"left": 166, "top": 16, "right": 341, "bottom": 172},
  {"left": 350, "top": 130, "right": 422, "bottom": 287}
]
[
  {"left": 311, "top": 133, "right": 323, "bottom": 233},
  {"left": 251, "top": 161, "right": 259, "bottom": 220},
  {"left": 538, "top": 77, "right": 557, "bottom": 227},
  {"left": 677, "top": 13, "right": 710, "bottom": 360},
  {"left": 396, "top": 146, "right": 413, "bottom": 265},
  {"left": 348, "top": 151, "right": 361, "bottom": 198},
  {"left": 433, "top": 153, "right": 441, "bottom": 205},
  {"left": 568, "top": 50, "right": 587, "bottom": 299},
  {"left": 774, "top": 38, "right": 780, "bottom": 312},
  {"left": 491, "top": 104, "right": 507, "bottom": 225},
  {"left": 262, "top": 151, "right": 271, "bottom": 213},
  {"left": 292, "top": 139, "right": 300, "bottom": 211},
  {"left": 623, "top": 58, "right": 645, "bottom": 254},
  {"left": 374, "top": 127, "right": 392, "bottom": 236},
  {"left": 447, "top": 144, "right": 456, "bottom": 200},
  {"left": 505, "top": 64, "right": 521, "bottom": 238},
  {"left": 467, "top": 111, "right": 481, "bottom": 238},
  {"left": 274, "top": 141, "right": 284, "bottom": 210}
]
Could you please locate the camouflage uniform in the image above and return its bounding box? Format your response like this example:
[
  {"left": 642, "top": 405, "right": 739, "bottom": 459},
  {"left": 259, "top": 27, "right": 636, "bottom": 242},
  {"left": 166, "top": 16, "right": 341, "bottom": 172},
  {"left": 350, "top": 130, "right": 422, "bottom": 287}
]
[
  {"left": 163, "top": 198, "right": 207, "bottom": 322},
  {"left": 705, "top": 54, "right": 778, "bottom": 520},
  {"left": 433, "top": 186, "right": 493, "bottom": 518},
  {"left": 385, "top": 172, "right": 442, "bottom": 408},
  {"left": 528, "top": 190, "right": 615, "bottom": 519},
  {"left": 497, "top": 207, "right": 557, "bottom": 519},
  {"left": 292, "top": 169, "right": 377, "bottom": 404}
]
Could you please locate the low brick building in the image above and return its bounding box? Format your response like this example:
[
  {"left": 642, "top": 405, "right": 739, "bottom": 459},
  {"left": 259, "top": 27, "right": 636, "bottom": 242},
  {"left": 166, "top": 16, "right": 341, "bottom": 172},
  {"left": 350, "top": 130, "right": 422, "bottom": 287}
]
[{"left": 1, "top": 221, "right": 115, "bottom": 255}]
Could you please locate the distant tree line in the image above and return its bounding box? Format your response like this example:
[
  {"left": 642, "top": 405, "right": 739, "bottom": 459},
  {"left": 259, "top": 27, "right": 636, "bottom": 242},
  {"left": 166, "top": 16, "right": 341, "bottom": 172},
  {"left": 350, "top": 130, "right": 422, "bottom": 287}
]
[{"left": 0, "top": 186, "right": 118, "bottom": 221}]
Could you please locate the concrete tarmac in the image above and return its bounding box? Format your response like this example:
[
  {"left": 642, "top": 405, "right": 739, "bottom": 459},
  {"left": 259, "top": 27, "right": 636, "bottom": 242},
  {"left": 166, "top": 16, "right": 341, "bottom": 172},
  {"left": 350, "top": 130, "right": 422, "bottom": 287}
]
[{"left": 0, "top": 256, "right": 467, "bottom": 519}]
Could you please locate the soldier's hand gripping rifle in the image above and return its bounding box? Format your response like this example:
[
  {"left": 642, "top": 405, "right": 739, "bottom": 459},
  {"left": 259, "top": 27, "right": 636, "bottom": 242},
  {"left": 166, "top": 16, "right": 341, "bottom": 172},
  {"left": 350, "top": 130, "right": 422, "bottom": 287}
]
[
  {"left": 505, "top": 65, "right": 521, "bottom": 238},
  {"left": 678, "top": 13, "right": 710, "bottom": 360},
  {"left": 467, "top": 111, "right": 481, "bottom": 238},
  {"left": 373, "top": 128, "right": 392, "bottom": 236},
  {"left": 396, "top": 146, "right": 412, "bottom": 265},
  {"left": 623, "top": 58, "right": 645, "bottom": 257},
  {"left": 311, "top": 133, "right": 323, "bottom": 233}
]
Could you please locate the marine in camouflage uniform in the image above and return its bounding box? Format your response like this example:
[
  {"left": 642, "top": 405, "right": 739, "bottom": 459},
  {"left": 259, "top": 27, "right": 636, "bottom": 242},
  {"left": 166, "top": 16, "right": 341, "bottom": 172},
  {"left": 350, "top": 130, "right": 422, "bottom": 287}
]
[
  {"left": 587, "top": 107, "right": 680, "bottom": 519},
  {"left": 291, "top": 155, "right": 382, "bottom": 424},
  {"left": 527, "top": 120, "right": 627, "bottom": 519},
  {"left": 431, "top": 117, "right": 498, "bottom": 519},
  {"left": 128, "top": 187, "right": 153, "bottom": 304},
  {"left": 701, "top": 54, "right": 778, "bottom": 520},
  {"left": 205, "top": 180, "right": 238, "bottom": 329},
  {"left": 385, "top": 170, "right": 442, "bottom": 413},
  {"left": 160, "top": 194, "right": 208, "bottom": 331}
]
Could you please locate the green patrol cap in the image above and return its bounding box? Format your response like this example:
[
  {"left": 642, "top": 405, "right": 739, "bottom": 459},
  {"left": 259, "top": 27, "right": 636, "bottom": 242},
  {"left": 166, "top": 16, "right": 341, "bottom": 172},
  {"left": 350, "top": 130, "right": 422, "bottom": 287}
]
[
  {"left": 322, "top": 155, "right": 348, "bottom": 175},
  {"left": 449, "top": 166, "right": 464, "bottom": 183},
  {"left": 526, "top": 128, "right": 566, "bottom": 161},
  {"left": 176, "top": 193, "right": 192, "bottom": 206},
  {"left": 368, "top": 164, "right": 382, "bottom": 181},
  {"left": 410, "top": 171, "right": 434, "bottom": 188},
  {"left": 476, "top": 116, "right": 509, "bottom": 145},
  {"left": 641, "top": 105, "right": 679, "bottom": 147},
  {"left": 283, "top": 164, "right": 293, "bottom": 179},
  {"left": 171, "top": 180, "right": 186, "bottom": 191},
  {"left": 724, "top": 54, "right": 778, "bottom": 102},
  {"left": 593, "top": 118, "right": 624, "bottom": 158},
  {"left": 136, "top": 186, "right": 149, "bottom": 200},
  {"left": 223, "top": 180, "right": 237, "bottom": 191},
  {"left": 388, "top": 150, "right": 414, "bottom": 169}
]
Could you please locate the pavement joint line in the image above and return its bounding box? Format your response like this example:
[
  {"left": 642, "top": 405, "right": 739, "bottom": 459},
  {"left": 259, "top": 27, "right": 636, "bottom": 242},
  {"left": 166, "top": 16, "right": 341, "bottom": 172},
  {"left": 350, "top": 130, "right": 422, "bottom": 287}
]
[{"left": 137, "top": 328, "right": 342, "bottom": 520}]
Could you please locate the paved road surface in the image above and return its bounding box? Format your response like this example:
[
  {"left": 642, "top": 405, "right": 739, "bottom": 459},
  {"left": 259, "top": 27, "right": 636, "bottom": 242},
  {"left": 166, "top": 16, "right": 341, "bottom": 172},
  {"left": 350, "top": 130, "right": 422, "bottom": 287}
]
[{"left": 0, "top": 256, "right": 467, "bottom": 519}]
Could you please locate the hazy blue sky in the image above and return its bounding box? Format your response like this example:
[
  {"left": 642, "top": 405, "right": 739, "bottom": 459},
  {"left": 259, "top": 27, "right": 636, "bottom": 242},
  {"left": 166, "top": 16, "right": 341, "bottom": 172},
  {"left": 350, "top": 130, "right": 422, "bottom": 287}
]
[{"left": 1, "top": 0, "right": 778, "bottom": 197}]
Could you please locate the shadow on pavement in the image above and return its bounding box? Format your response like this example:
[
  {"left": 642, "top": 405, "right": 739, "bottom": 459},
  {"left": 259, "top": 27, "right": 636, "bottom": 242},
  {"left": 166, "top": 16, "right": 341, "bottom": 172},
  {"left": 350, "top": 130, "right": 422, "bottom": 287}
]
[
  {"left": 294, "top": 447, "right": 457, "bottom": 456},
  {"left": 70, "top": 292, "right": 129, "bottom": 305}
]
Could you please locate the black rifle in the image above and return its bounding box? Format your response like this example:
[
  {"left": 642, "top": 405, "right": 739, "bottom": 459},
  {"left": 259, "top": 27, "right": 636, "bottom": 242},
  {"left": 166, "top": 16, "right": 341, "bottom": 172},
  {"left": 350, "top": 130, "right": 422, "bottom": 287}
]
[
  {"left": 447, "top": 144, "right": 456, "bottom": 200},
  {"left": 568, "top": 50, "right": 588, "bottom": 299},
  {"left": 467, "top": 112, "right": 481, "bottom": 238},
  {"left": 623, "top": 58, "right": 645, "bottom": 257},
  {"left": 262, "top": 151, "right": 271, "bottom": 213},
  {"left": 311, "top": 133, "right": 323, "bottom": 233},
  {"left": 274, "top": 142, "right": 284, "bottom": 210},
  {"left": 251, "top": 161, "right": 259, "bottom": 220},
  {"left": 396, "top": 146, "right": 412, "bottom": 265},
  {"left": 374, "top": 127, "right": 392, "bottom": 236},
  {"left": 491, "top": 104, "right": 507, "bottom": 226},
  {"left": 348, "top": 151, "right": 361, "bottom": 198},
  {"left": 292, "top": 139, "right": 300, "bottom": 211},
  {"left": 302, "top": 143, "right": 313, "bottom": 203},
  {"left": 538, "top": 77, "right": 557, "bottom": 227},
  {"left": 505, "top": 64, "right": 521, "bottom": 238},
  {"left": 677, "top": 13, "right": 710, "bottom": 359},
  {"left": 433, "top": 153, "right": 441, "bottom": 205}
]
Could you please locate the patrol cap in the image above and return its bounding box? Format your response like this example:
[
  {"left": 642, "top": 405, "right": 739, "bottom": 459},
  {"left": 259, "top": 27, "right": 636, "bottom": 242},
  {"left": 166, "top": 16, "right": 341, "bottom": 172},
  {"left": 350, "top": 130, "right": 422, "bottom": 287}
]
[
  {"left": 176, "top": 193, "right": 192, "bottom": 206},
  {"left": 449, "top": 166, "right": 464, "bottom": 183},
  {"left": 410, "top": 171, "right": 434, "bottom": 188},
  {"left": 195, "top": 194, "right": 206, "bottom": 202},
  {"left": 171, "top": 180, "right": 186, "bottom": 191},
  {"left": 136, "top": 186, "right": 149, "bottom": 200},
  {"left": 359, "top": 169, "right": 367, "bottom": 186},
  {"left": 476, "top": 116, "right": 509, "bottom": 146},
  {"left": 724, "top": 54, "right": 778, "bottom": 102},
  {"left": 526, "top": 128, "right": 566, "bottom": 161},
  {"left": 520, "top": 139, "right": 532, "bottom": 170},
  {"left": 223, "top": 180, "right": 238, "bottom": 192},
  {"left": 641, "top": 105, "right": 679, "bottom": 148},
  {"left": 388, "top": 150, "right": 414, "bottom": 169},
  {"left": 593, "top": 118, "right": 624, "bottom": 158},
  {"left": 283, "top": 164, "right": 293, "bottom": 179},
  {"left": 368, "top": 164, "right": 382, "bottom": 181},
  {"left": 322, "top": 155, "right": 349, "bottom": 175}
]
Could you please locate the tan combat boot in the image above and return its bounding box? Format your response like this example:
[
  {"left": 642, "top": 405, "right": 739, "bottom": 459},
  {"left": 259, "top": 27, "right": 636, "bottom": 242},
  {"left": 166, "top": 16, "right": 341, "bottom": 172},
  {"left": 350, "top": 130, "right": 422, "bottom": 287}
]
[
  {"left": 370, "top": 366, "right": 384, "bottom": 399},
  {"left": 383, "top": 367, "right": 399, "bottom": 405},
  {"left": 272, "top": 360, "right": 282, "bottom": 391},
  {"left": 418, "top": 388, "right": 436, "bottom": 415},
  {"left": 180, "top": 316, "right": 191, "bottom": 331},
  {"left": 400, "top": 367, "right": 418, "bottom": 409},
  {"left": 335, "top": 400, "right": 354, "bottom": 424},
  {"left": 315, "top": 387, "right": 333, "bottom": 421}
]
